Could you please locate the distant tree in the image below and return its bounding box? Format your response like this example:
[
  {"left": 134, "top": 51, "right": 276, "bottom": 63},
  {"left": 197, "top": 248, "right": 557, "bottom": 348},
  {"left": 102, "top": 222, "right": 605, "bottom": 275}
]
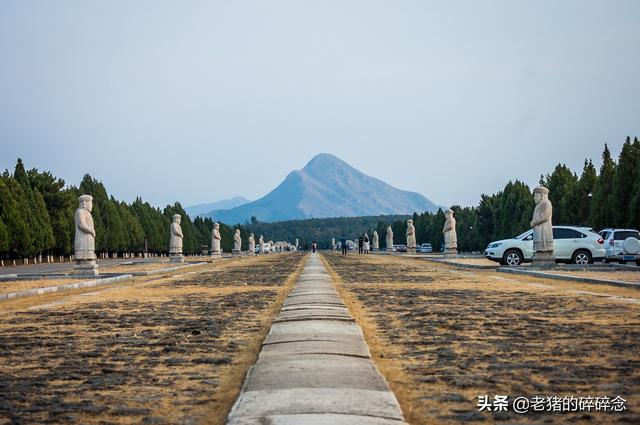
[
  {"left": 613, "top": 136, "right": 640, "bottom": 227},
  {"left": 590, "top": 144, "right": 616, "bottom": 229},
  {"left": 543, "top": 164, "right": 578, "bottom": 225}
]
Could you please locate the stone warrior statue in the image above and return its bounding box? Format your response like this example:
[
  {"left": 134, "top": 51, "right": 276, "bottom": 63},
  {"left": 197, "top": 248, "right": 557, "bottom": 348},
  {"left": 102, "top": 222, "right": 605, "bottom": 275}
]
[
  {"left": 372, "top": 230, "right": 379, "bottom": 251},
  {"left": 331, "top": 238, "right": 336, "bottom": 251},
  {"left": 531, "top": 186, "right": 554, "bottom": 265},
  {"left": 386, "top": 226, "right": 394, "bottom": 251},
  {"left": 443, "top": 208, "right": 458, "bottom": 256},
  {"left": 248, "top": 233, "right": 255, "bottom": 254},
  {"left": 259, "top": 235, "right": 265, "bottom": 254},
  {"left": 406, "top": 219, "right": 416, "bottom": 253},
  {"left": 211, "top": 223, "right": 222, "bottom": 256},
  {"left": 233, "top": 228, "right": 242, "bottom": 253},
  {"left": 169, "top": 214, "right": 184, "bottom": 262},
  {"left": 74, "top": 194, "right": 98, "bottom": 275}
]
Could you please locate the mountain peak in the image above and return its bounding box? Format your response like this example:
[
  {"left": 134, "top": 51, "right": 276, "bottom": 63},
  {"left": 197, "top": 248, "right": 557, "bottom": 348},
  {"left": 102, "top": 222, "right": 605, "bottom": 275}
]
[
  {"left": 204, "top": 154, "right": 439, "bottom": 223},
  {"left": 304, "top": 153, "right": 346, "bottom": 169}
]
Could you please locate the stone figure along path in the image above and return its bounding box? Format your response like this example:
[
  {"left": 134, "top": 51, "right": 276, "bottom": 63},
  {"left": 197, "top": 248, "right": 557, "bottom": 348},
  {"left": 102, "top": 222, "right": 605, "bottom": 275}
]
[{"left": 226, "top": 253, "right": 408, "bottom": 425}]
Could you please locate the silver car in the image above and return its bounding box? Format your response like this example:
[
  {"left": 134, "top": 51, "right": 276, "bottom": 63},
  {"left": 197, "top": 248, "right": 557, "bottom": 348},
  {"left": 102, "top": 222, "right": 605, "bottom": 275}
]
[
  {"left": 485, "top": 226, "right": 606, "bottom": 266},
  {"left": 599, "top": 228, "right": 640, "bottom": 265}
]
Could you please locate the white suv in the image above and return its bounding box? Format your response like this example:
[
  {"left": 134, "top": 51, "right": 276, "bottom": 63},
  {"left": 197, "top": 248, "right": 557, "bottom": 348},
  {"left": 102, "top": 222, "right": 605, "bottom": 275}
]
[
  {"left": 485, "top": 226, "right": 606, "bottom": 266},
  {"left": 599, "top": 228, "right": 640, "bottom": 265}
]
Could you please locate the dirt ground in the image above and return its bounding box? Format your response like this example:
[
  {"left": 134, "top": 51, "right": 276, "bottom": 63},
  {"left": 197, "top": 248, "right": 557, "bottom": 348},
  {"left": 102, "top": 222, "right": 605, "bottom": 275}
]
[
  {"left": 0, "top": 279, "right": 85, "bottom": 295},
  {"left": 0, "top": 253, "right": 306, "bottom": 425},
  {"left": 323, "top": 252, "right": 640, "bottom": 425},
  {"left": 549, "top": 270, "right": 640, "bottom": 283}
]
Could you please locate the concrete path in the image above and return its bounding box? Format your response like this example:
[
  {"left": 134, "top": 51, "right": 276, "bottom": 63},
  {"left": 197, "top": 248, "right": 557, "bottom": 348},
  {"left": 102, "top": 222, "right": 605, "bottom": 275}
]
[{"left": 226, "top": 254, "right": 408, "bottom": 425}]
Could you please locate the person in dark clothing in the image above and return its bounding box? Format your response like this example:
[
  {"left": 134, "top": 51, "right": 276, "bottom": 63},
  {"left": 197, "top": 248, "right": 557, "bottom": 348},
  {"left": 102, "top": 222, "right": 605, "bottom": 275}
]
[
  {"left": 340, "top": 234, "right": 348, "bottom": 255},
  {"left": 358, "top": 236, "right": 364, "bottom": 255},
  {"left": 312, "top": 242, "right": 317, "bottom": 253}
]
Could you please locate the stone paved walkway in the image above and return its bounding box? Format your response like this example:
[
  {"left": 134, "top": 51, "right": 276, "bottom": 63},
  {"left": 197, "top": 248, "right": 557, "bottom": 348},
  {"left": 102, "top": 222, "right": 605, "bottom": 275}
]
[{"left": 226, "top": 254, "right": 408, "bottom": 425}]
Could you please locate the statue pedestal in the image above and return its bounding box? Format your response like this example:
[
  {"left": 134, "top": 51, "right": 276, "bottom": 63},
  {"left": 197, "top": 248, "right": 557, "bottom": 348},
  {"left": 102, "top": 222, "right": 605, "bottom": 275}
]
[
  {"left": 169, "top": 253, "right": 184, "bottom": 263},
  {"left": 232, "top": 250, "right": 241, "bottom": 256},
  {"left": 74, "top": 260, "right": 99, "bottom": 276},
  {"left": 532, "top": 251, "right": 555, "bottom": 268},
  {"left": 443, "top": 249, "right": 458, "bottom": 258}
]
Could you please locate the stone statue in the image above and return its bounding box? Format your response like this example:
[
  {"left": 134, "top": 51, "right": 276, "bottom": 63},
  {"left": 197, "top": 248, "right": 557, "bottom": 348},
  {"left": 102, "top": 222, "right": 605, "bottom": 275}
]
[
  {"left": 443, "top": 208, "right": 458, "bottom": 256},
  {"left": 372, "top": 230, "right": 379, "bottom": 251},
  {"left": 211, "top": 223, "right": 222, "bottom": 256},
  {"left": 233, "top": 228, "right": 242, "bottom": 253},
  {"left": 386, "top": 226, "right": 394, "bottom": 251},
  {"left": 332, "top": 238, "right": 336, "bottom": 251},
  {"left": 531, "top": 186, "right": 554, "bottom": 265},
  {"left": 295, "top": 238, "right": 299, "bottom": 248},
  {"left": 74, "top": 194, "right": 98, "bottom": 275},
  {"left": 248, "top": 233, "right": 255, "bottom": 254},
  {"left": 169, "top": 214, "right": 184, "bottom": 262},
  {"left": 259, "top": 235, "right": 265, "bottom": 254},
  {"left": 406, "top": 219, "right": 416, "bottom": 253}
]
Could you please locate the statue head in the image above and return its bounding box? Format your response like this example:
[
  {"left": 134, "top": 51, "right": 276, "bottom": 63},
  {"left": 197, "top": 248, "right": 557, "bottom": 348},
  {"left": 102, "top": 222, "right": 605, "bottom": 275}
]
[
  {"left": 214, "top": 222, "right": 220, "bottom": 229},
  {"left": 250, "top": 233, "right": 254, "bottom": 238},
  {"left": 78, "top": 194, "right": 93, "bottom": 212},
  {"left": 173, "top": 214, "right": 181, "bottom": 224},
  {"left": 407, "top": 219, "right": 413, "bottom": 225},
  {"left": 446, "top": 208, "right": 454, "bottom": 218},
  {"left": 533, "top": 186, "right": 549, "bottom": 204},
  {"left": 235, "top": 228, "right": 240, "bottom": 235}
]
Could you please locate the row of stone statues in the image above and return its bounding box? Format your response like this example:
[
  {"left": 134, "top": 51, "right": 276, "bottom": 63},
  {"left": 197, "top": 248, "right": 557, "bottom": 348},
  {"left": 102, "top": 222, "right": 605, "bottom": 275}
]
[{"left": 74, "top": 195, "right": 291, "bottom": 274}]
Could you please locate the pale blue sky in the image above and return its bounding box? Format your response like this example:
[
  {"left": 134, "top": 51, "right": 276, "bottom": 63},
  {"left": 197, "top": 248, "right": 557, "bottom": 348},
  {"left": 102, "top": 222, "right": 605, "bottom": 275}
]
[{"left": 1, "top": 1, "right": 639, "bottom": 208}]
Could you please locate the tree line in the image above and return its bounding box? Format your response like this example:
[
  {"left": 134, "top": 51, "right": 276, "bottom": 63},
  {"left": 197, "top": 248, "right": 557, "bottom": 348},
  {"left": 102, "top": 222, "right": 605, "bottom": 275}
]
[
  {"left": 1, "top": 136, "right": 637, "bottom": 258},
  {"left": 385, "top": 137, "right": 640, "bottom": 252},
  {"left": 0, "top": 160, "right": 248, "bottom": 260},
  {"left": 246, "top": 137, "right": 639, "bottom": 252}
]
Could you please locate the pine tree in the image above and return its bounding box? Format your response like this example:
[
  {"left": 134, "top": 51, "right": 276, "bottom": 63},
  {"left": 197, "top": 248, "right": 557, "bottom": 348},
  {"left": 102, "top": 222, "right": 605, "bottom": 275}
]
[
  {"left": 613, "top": 136, "right": 639, "bottom": 226},
  {"left": 590, "top": 144, "right": 616, "bottom": 229},
  {"left": 573, "top": 160, "right": 597, "bottom": 226}
]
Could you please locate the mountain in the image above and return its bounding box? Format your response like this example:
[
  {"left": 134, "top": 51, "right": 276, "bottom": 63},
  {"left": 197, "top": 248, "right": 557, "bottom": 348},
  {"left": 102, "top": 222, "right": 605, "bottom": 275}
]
[
  {"left": 205, "top": 153, "right": 439, "bottom": 223},
  {"left": 185, "top": 196, "right": 250, "bottom": 218}
]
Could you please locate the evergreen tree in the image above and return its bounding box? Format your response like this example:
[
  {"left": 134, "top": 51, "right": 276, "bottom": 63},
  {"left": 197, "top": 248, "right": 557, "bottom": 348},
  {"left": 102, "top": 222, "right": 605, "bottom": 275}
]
[
  {"left": 590, "top": 144, "right": 617, "bottom": 229},
  {"left": 572, "top": 160, "right": 597, "bottom": 226},
  {"left": 613, "top": 136, "right": 640, "bottom": 227},
  {"left": 543, "top": 164, "right": 578, "bottom": 225}
]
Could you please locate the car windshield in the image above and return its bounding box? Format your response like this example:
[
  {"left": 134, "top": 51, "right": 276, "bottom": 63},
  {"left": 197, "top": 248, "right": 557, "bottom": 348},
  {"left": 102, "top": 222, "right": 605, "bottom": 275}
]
[{"left": 515, "top": 231, "right": 531, "bottom": 239}]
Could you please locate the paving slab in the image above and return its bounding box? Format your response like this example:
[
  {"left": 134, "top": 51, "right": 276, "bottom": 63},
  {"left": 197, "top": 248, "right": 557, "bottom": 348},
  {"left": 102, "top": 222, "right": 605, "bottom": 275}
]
[{"left": 226, "top": 253, "right": 408, "bottom": 424}]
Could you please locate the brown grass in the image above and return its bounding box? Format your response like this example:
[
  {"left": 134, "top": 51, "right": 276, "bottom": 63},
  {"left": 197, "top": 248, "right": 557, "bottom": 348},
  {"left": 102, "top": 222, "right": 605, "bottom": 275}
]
[
  {"left": 0, "top": 279, "right": 84, "bottom": 295},
  {"left": 323, "top": 252, "right": 640, "bottom": 425},
  {"left": 0, "top": 253, "right": 307, "bottom": 425}
]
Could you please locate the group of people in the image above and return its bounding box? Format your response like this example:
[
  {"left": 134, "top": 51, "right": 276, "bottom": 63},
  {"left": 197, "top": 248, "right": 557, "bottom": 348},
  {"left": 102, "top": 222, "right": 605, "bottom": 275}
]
[{"left": 338, "top": 233, "right": 370, "bottom": 255}]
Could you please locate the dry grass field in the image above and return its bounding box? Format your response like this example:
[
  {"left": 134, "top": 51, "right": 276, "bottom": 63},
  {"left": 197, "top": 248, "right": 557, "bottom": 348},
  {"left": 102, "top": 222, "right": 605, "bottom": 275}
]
[
  {"left": 323, "top": 252, "right": 640, "bottom": 425},
  {"left": 0, "top": 253, "right": 306, "bottom": 425}
]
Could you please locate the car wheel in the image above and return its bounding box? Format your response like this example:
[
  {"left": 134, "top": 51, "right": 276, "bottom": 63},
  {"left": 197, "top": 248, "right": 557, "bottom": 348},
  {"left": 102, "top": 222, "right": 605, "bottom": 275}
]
[
  {"left": 572, "top": 250, "right": 592, "bottom": 265},
  {"left": 503, "top": 249, "right": 523, "bottom": 266}
]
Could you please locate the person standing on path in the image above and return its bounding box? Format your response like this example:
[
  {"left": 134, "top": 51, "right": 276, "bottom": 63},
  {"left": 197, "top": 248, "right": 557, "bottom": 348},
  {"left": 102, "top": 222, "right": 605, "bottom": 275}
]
[
  {"left": 340, "top": 234, "right": 348, "bottom": 255},
  {"left": 358, "top": 236, "right": 364, "bottom": 255},
  {"left": 363, "top": 233, "right": 370, "bottom": 254}
]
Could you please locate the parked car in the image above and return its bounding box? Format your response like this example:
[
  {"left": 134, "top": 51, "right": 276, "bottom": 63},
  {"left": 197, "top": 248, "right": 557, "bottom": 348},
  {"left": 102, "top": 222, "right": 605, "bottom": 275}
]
[
  {"left": 419, "top": 243, "right": 433, "bottom": 253},
  {"left": 599, "top": 228, "right": 640, "bottom": 265},
  {"left": 394, "top": 244, "right": 407, "bottom": 253},
  {"left": 485, "top": 226, "right": 606, "bottom": 266}
]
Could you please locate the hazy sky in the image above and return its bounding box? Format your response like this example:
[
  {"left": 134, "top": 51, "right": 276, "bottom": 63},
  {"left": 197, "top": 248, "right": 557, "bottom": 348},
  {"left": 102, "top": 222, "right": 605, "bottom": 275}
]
[{"left": 1, "top": 1, "right": 639, "bottom": 208}]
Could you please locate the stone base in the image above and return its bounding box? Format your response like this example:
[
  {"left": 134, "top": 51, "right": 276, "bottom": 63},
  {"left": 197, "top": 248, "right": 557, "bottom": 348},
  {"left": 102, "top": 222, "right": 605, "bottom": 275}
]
[
  {"left": 169, "top": 254, "right": 184, "bottom": 263},
  {"left": 443, "top": 249, "right": 458, "bottom": 258},
  {"left": 211, "top": 250, "right": 222, "bottom": 257},
  {"left": 74, "top": 260, "right": 99, "bottom": 276},
  {"left": 532, "top": 251, "right": 556, "bottom": 268},
  {"left": 232, "top": 250, "right": 241, "bottom": 255}
]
